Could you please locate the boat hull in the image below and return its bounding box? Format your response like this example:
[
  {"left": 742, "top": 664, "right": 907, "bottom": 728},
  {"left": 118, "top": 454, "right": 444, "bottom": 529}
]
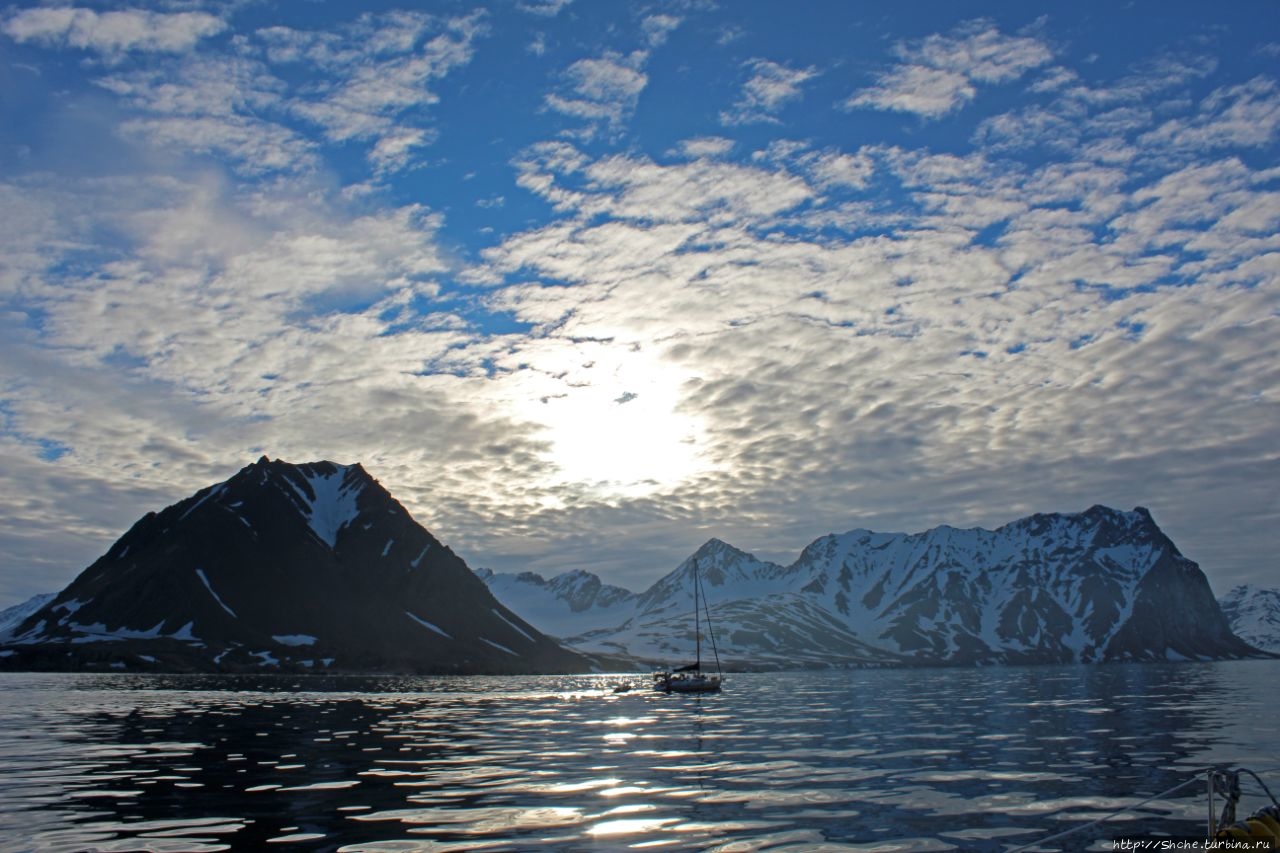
[{"left": 654, "top": 672, "right": 722, "bottom": 693}]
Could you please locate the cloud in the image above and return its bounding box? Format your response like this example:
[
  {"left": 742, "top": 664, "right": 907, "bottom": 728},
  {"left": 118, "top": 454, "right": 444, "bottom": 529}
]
[
  {"left": 975, "top": 61, "right": 1278, "bottom": 181},
  {"left": 283, "top": 11, "right": 488, "bottom": 161},
  {"left": 541, "top": 12, "right": 683, "bottom": 139},
  {"left": 1140, "top": 76, "right": 1280, "bottom": 151},
  {"left": 642, "top": 14, "right": 682, "bottom": 48},
  {"left": 1, "top": 6, "right": 1276, "bottom": 606},
  {"left": 508, "top": 144, "right": 813, "bottom": 229},
  {"left": 2, "top": 7, "right": 225, "bottom": 58},
  {"left": 68, "top": 11, "right": 487, "bottom": 178},
  {"left": 1063, "top": 54, "right": 1218, "bottom": 109},
  {"left": 370, "top": 128, "right": 437, "bottom": 175},
  {"left": 91, "top": 54, "right": 314, "bottom": 175},
  {"left": 912, "top": 21, "right": 1053, "bottom": 84},
  {"left": 849, "top": 65, "right": 976, "bottom": 120},
  {"left": 0, "top": 162, "right": 579, "bottom": 590},
  {"left": 716, "top": 25, "right": 745, "bottom": 47},
  {"left": 519, "top": 0, "right": 575, "bottom": 17},
  {"left": 721, "top": 59, "right": 819, "bottom": 125},
  {"left": 807, "top": 151, "right": 876, "bottom": 190},
  {"left": 676, "top": 137, "right": 735, "bottom": 160},
  {"left": 754, "top": 141, "right": 876, "bottom": 190},
  {"left": 846, "top": 20, "right": 1051, "bottom": 118},
  {"left": 475, "top": 97, "right": 1278, "bottom": 584},
  {"left": 544, "top": 52, "right": 649, "bottom": 139}
]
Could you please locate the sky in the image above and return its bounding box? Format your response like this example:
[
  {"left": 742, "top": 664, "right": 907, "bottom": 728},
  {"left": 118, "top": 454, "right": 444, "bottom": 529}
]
[{"left": 1, "top": 0, "right": 1277, "bottom": 608}]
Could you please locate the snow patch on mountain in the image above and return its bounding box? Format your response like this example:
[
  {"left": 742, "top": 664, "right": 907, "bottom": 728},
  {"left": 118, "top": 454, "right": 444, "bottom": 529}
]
[
  {"left": 405, "top": 611, "right": 452, "bottom": 639},
  {"left": 0, "top": 593, "right": 55, "bottom": 641},
  {"left": 481, "top": 637, "right": 519, "bottom": 656},
  {"left": 284, "top": 463, "right": 364, "bottom": 548},
  {"left": 478, "top": 505, "right": 1256, "bottom": 668},
  {"left": 474, "top": 568, "right": 637, "bottom": 639},
  {"left": 1219, "top": 585, "right": 1280, "bottom": 652},
  {"left": 493, "top": 608, "right": 536, "bottom": 642},
  {"left": 180, "top": 483, "right": 228, "bottom": 521},
  {"left": 195, "top": 568, "right": 237, "bottom": 618},
  {"left": 272, "top": 634, "right": 317, "bottom": 647},
  {"left": 17, "top": 617, "right": 205, "bottom": 647}
]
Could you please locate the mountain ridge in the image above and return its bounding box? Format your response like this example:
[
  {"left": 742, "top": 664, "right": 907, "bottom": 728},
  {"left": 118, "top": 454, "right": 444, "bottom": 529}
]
[
  {"left": 3, "top": 463, "right": 1269, "bottom": 673},
  {"left": 478, "top": 505, "right": 1268, "bottom": 669}
]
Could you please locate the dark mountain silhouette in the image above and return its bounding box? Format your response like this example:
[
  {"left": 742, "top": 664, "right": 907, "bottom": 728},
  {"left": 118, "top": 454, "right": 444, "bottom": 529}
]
[{"left": 1, "top": 457, "right": 592, "bottom": 674}]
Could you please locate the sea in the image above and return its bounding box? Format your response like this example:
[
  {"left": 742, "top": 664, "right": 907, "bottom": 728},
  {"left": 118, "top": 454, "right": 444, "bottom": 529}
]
[{"left": 1, "top": 661, "right": 1277, "bottom": 853}]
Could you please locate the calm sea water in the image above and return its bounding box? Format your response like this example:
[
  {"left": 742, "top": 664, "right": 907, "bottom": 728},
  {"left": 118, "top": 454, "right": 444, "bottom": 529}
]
[{"left": 1, "top": 661, "right": 1277, "bottom": 852}]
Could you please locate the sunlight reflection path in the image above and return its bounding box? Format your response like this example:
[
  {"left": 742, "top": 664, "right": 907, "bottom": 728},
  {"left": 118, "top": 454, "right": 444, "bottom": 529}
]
[{"left": 0, "top": 665, "right": 1275, "bottom": 851}]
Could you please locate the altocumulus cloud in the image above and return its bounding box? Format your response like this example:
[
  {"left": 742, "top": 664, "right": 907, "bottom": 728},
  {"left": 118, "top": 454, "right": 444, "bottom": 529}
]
[
  {"left": 0, "top": 1, "right": 1275, "bottom": 606},
  {"left": 3, "top": 6, "right": 225, "bottom": 57},
  {"left": 721, "top": 58, "right": 820, "bottom": 126},
  {"left": 845, "top": 19, "right": 1052, "bottom": 118}
]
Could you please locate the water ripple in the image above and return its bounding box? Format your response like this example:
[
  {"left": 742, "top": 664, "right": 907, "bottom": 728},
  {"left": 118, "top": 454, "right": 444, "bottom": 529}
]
[{"left": 0, "top": 663, "right": 1276, "bottom": 851}]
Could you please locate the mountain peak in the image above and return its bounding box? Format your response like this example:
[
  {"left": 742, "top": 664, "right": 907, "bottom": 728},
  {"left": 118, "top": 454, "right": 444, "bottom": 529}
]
[
  {"left": 216, "top": 458, "right": 382, "bottom": 551},
  {"left": 1080, "top": 503, "right": 1155, "bottom": 527},
  {"left": 692, "top": 537, "right": 740, "bottom": 557},
  {"left": 2, "top": 459, "right": 592, "bottom": 674},
  {"left": 684, "top": 538, "right": 774, "bottom": 578}
]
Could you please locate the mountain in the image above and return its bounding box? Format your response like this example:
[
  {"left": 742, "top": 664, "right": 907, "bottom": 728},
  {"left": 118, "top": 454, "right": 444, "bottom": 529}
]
[
  {"left": 472, "top": 568, "right": 635, "bottom": 639},
  {"left": 0, "top": 593, "right": 55, "bottom": 641},
  {"left": 0, "top": 458, "right": 592, "bottom": 674},
  {"left": 1218, "top": 585, "right": 1280, "bottom": 653},
  {"left": 479, "top": 506, "right": 1266, "bottom": 669}
]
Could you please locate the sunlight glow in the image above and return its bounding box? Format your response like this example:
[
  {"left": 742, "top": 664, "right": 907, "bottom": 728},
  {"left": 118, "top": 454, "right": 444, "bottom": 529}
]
[{"left": 507, "top": 343, "right": 713, "bottom": 497}]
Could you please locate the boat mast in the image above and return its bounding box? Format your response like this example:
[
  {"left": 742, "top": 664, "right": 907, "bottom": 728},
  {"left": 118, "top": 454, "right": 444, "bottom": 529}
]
[
  {"left": 693, "top": 558, "right": 701, "bottom": 672},
  {"left": 699, "top": 570, "right": 722, "bottom": 677}
]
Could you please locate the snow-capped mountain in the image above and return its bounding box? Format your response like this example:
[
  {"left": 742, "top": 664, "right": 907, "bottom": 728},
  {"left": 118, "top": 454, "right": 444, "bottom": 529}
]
[
  {"left": 0, "top": 593, "right": 55, "bottom": 641},
  {"left": 1218, "top": 585, "right": 1280, "bottom": 653},
  {"left": 632, "top": 538, "right": 788, "bottom": 619},
  {"left": 479, "top": 506, "right": 1265, "bottom": 669},
  {"left": 0, "top": 457, "right": 592, "bottom": 674},
  {"left": 472, "top": 568, "right": 636, "bottom": 639}
]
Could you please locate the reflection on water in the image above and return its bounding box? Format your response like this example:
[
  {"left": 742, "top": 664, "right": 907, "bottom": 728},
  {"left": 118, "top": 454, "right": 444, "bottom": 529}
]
[{"left": 0, "top": 662, "right": 1277, "bottom": 851}]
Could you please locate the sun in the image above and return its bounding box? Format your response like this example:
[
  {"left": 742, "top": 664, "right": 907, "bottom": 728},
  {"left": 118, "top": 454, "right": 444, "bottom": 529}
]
[
  {"left": 510, "top": 344, "right": 710, "bottom": 497},
  {"left": 538, "top": 378, "right": 702, "bottom": 495}
]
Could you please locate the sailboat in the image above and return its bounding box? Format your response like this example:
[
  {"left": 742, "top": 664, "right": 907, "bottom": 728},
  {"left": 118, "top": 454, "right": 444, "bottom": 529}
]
[{"left": 653, "top": 558, "right": 723, "bottom": 694}]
